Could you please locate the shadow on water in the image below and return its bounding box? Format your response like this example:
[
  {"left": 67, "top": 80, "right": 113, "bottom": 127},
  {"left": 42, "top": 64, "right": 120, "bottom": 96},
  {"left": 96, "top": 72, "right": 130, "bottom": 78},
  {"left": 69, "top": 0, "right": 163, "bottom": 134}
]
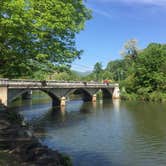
[
  {"left": 30, "top": 100, "right": 106, "bottom": 131},
  {"left": 73, "top": 151, "right": 124, "bottom": 166},
  {"left": 10, "top": 97, "right": 118, "bottom": 137},
  {"left": 121, "top": 101, "right": 166, "bottom": 142},
  {"left": 10, "top": 95, "right": 166, "bottom": 166},
  {"left": 121, "top": 101, "right": 166, "bottom": 138}
]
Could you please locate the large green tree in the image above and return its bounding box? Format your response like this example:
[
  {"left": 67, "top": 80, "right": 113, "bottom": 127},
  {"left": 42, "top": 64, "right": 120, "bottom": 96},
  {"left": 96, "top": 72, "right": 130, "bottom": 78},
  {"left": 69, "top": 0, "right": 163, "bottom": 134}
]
[
  {"left": 0, "top": 0, "right": 91, "bottom": 78},
  {"left": 93, "top": 62, "right": 103, "bottom": 81},
  {"left": 134, "top": 43, "right": 166, "bottom": 99},
  {"left": 121, "top": 43, "right": 166, "bottom": 101},
  {"left": 92, "top": 42, "right": 166, "bottom": 101},
  {"left": 106, "top": 60, "right": 127, "bottom": 81}
]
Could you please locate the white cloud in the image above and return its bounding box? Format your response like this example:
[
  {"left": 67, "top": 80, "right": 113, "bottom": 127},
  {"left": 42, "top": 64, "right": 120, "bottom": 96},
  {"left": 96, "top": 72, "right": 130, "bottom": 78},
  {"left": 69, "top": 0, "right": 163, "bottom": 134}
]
[
  {"left": 88, "top": 0, "right": 166, "bottom": 19},
  {"left": 92, "top": 0, "right": 166, "bottom": 7},
  {"left": 93, "top": 9, "right": 112, "bottom": 18}
]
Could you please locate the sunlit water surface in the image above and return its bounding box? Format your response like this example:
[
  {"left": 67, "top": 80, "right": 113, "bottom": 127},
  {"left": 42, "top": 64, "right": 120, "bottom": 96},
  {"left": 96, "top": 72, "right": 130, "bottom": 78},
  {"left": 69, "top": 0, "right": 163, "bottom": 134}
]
[{"left": 11, "top": 93, "right": 166, "bottom": 166}]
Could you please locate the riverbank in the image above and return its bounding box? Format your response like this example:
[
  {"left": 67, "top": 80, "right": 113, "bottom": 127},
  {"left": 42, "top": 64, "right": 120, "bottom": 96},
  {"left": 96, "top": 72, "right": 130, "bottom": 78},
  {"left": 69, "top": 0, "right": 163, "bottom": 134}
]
[
  {"left": 120, "top": 91, "right": 166, "bottom": 102},
  {"left": 0, "top": 106, "right": 72, "bottom": 166}
]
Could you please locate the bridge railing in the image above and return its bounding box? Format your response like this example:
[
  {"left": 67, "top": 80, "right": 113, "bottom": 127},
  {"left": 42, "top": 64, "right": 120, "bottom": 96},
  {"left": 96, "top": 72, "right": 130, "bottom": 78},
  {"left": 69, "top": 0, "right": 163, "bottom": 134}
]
[
  {"left": 0, "top": 78, "right": 119, "bottom": 87},
  {"left": 0, "top": 79, "right": 41, "bottom": 86}
]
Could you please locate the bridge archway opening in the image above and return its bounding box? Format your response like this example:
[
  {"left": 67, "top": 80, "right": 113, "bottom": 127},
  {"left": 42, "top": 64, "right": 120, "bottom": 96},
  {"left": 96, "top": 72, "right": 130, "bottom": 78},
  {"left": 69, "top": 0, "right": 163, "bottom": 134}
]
[
  {"left": 40, "top": 90, "right": 60, "bottom": 106},
  {"left": 69, "top": 88, "right": 92, "bottom": 102},
  {"left": 101, "top": 88, "right": 113, "bottom": 99},
  {"left": 9, "top": 89, "right": 60, "bottom": 107},
  {"left": 9, "top": 89, "right": 31, "bottom": 104}
]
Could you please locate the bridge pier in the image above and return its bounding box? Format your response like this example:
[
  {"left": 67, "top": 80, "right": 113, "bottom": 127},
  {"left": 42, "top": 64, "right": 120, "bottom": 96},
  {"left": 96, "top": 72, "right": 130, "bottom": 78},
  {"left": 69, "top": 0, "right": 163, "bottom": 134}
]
[
  {"left": 0, "top": 87, "right": 8, "bottom": 107},
  {"left": 92, "top": 94, "right": 97, "bottom": 102},
  {"left": 52, "top": 96, "right": 66, "bottom": 107},
  {"left": 112, "top": 86, "right": 120, "bottom": 99},
  {"left": 60, "top": 96, "right": 66, "bottom": 106}
]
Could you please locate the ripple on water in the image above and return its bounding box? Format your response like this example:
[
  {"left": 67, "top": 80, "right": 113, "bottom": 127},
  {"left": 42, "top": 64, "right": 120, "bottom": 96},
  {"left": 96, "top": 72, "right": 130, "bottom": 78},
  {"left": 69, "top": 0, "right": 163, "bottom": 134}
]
[{"left": 14, "top": 99, "right": 166, "bottom": 166}]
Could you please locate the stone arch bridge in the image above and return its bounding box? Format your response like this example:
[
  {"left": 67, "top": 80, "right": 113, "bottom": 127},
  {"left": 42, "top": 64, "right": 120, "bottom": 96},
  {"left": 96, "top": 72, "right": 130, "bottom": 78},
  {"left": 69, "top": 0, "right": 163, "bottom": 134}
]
[{"left": 0, "top": 79, "right": 120, "bottom": 107}]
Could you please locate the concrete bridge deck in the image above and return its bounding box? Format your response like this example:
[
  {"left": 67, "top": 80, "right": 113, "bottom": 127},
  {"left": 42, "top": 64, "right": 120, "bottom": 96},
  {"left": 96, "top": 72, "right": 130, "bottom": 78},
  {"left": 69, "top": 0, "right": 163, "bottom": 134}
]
[
  {"left": 0, "top": 79, "right": 118, "bottom": 88},
  {"left": 0, "top": 79, "right": 120, "bottom": 107}
]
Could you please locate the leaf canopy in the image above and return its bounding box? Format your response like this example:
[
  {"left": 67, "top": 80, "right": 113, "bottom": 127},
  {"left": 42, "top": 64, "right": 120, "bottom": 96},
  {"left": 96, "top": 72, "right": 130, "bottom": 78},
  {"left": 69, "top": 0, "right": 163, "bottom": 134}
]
[{"left": 0, "top": 0, "right": 91, "bottom": 78}]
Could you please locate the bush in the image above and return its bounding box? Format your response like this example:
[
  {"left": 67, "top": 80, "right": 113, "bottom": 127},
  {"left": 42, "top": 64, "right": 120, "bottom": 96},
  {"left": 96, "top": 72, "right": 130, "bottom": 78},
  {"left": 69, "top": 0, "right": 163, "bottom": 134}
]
[
  {"left": 149, "top": 91, "right": 166, "bottom": 102},
  {"left": 120, "top": 91, "right": 137, "bottom": 101}
]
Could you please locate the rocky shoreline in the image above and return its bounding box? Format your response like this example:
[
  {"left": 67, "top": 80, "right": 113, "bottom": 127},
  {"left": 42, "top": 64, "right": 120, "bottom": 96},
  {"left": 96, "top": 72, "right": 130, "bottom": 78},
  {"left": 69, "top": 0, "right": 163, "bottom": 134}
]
[{"left": 0, "top": 106, "right": 72, "bottom": 166}]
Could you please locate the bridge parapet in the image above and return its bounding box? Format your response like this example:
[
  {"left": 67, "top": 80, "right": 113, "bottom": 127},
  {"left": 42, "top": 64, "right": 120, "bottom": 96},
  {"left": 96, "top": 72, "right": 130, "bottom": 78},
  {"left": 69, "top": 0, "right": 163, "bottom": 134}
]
[{"left": 0, "top": 79, "right": 118, "bottom": 89}]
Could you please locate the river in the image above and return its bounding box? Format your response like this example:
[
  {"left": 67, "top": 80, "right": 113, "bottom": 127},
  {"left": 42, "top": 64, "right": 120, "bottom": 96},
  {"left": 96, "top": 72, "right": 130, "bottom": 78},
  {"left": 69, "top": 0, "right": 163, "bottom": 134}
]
[{"left": 10, "top": 92, "right": 166, "bottom": 166}]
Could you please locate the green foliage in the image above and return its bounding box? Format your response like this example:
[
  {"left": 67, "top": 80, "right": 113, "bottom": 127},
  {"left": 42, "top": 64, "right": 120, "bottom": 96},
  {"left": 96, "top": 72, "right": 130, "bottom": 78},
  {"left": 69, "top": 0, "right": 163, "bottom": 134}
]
[
  {"left": 120, "top": 91, "right": 138, "bottom": 101},
  {"left": 86, "top": 42, "right": 166, "bottom": 102},
  {"left": 106, "top": 60, "right": 127, "bottom": 81},
  {"left": 48, "top": 70, "right": 81, "bottom": 81},
  {"left": 96, "top": 90, "right": 103, "bottom": 99},
  {"left": 82, "top": 72, "right": 94, "bottom": 81},
  {"left": 93, "top": 62, "right": 103, "bottom": 81},
  {"left": 60, "top": 153, "right": 72, "bottom": 166},
  {"left": 149, "top": 91, "right": 166, "bottom": 102},
  {"left": 0, "top": 0, "right": 91, "bottom": 78},
  {"left": 132, "top": 43, "right": 166, "bottom": 101},
  {"left": 134, "top": 43, "right": 166, "bottom": 90},
  {"left": 122, "top": 43, "right": 166, "bottom": 101},
  {"left": 120, "top": 38, "right": 139, "bottom": 59}
]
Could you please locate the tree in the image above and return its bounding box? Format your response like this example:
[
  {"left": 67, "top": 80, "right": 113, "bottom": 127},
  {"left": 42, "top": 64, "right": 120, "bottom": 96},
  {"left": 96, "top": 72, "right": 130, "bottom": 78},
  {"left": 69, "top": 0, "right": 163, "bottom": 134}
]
[
  {"left": 134, "top": 43, "right": 166, "bottom": 94},
  {"left": 106, "top": 60, "right": 127, "bottom": 81},
  {"left": 120, "top": 39, "right": 139, "bottom": 59},
  {"left": 122, "top": 43, "right": 166, "bottom": 101},
  {"left": 104, "top": 42, "right": 166, "bottom": 101},
  {"left": 0, "top": 0, "right": 91, "bottom": 78},
  {"left": 93, "top": 62, "right": 103, "bottom": 81}
]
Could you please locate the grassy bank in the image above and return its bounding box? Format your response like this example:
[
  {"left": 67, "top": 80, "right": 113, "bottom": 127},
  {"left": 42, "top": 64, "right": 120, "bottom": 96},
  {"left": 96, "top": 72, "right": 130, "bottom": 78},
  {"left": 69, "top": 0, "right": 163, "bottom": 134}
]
[{"left": 120, "top": 91, "right": 166, "bottom": 102}]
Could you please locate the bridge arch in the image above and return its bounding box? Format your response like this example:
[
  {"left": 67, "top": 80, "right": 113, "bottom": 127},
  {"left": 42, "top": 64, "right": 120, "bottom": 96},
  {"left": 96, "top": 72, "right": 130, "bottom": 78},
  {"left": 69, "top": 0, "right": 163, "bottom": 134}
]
[
  {"left": 9, "top": 89, "right": 30, "bottom": 103},
  {"left": 101, "top": 88, "right": 113, "bottom": 99},
  {"left": 8, "top": 89, "right": 60, "bottom": 107},
  {"left": 66, "top": 88, "right": 93, "bottom": 102},
  {"left": 7, "top": 88, "right": 115, "bottom": 107},
  {"left": 40, "top": 89, "right": 60, "bottom": 106}
]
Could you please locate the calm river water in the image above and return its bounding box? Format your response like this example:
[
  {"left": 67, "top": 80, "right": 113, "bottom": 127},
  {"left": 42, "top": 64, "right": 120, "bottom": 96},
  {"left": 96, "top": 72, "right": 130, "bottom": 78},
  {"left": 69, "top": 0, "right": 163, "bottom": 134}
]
[{"left": 11, "top": 92, "right": 166, "bottom": 166}]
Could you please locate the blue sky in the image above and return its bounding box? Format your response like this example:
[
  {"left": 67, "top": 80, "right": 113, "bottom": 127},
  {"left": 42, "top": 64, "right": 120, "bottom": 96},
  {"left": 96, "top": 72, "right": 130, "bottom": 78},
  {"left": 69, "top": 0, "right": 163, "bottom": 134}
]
[{"left": 71, "top": 0, "right": 166, "bottom": 72}]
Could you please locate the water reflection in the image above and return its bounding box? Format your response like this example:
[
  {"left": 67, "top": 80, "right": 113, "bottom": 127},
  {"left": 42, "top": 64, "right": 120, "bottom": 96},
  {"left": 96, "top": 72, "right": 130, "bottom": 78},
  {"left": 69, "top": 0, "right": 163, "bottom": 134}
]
[
  {"left": 92, "top": 101, "right": 97, "bottom": 110},
  {"left": 113, "top": 99, "right": 120, "bottom": 112},
  {"left": 123, "top": 101, "right": 166, "bottom": 141},
  {"left": 11, "top": 95, "right": 166, "bottom": 166}
]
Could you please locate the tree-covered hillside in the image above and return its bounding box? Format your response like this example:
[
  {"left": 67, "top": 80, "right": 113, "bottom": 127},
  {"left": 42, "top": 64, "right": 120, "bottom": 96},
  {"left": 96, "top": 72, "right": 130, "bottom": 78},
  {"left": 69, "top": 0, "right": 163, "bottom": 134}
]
[{"left": 84, "top": 42, "right": 166, "bottom": 102}]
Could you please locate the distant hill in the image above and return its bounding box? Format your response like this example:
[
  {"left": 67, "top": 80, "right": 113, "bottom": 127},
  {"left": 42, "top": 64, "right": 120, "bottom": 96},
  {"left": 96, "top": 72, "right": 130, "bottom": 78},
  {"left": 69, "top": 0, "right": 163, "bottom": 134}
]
[{"left": 72, "top": 70, "right": 92, "bottom": 77}]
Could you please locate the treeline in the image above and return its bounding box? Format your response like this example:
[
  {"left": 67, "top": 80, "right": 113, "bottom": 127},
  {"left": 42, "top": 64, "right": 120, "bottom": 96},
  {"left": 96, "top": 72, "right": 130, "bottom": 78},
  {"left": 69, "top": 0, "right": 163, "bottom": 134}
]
[
  {"left": 50, "top": 42, "right": 166, "bottom": 102},
  {"left": 121, "top": 43, "right": 166, "bottom": 102},
  {"left": 85, "top": 41, "right": 166, "bottom": 102}
]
